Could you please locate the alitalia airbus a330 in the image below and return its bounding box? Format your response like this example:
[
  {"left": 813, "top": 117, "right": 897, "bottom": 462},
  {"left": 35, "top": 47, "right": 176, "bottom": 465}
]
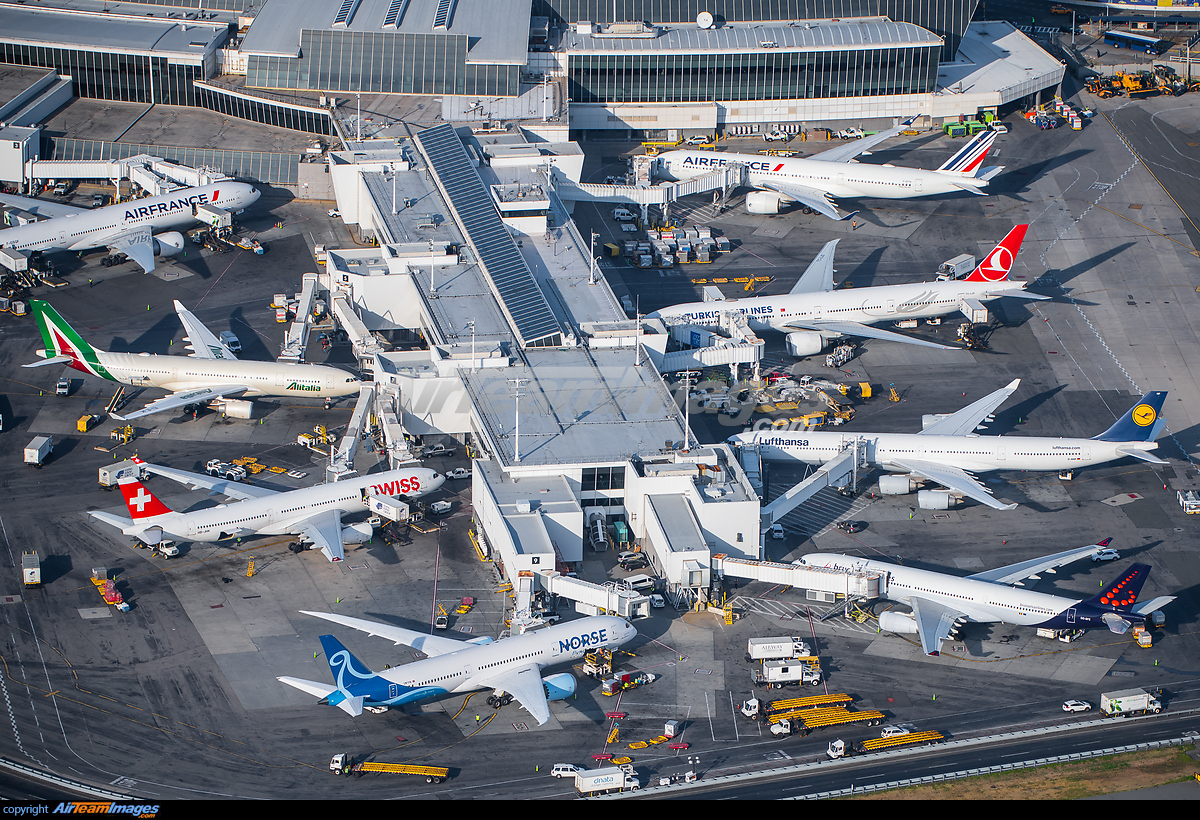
[{"left": 25, "top": 299, "right": 361, "bottom": 421}]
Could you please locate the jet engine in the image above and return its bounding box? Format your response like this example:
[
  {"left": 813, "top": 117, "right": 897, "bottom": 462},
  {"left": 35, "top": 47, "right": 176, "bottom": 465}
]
[
  {"left": 785, "top": 331, "right": 826, "bottom": 357},
  {"left": 878, "top": 610, "right": 918, "bottom": 635},
  {"left": 216, "top": 399, "right": 254, "bottom": 419},
  {"left": 745, "top": 191, "right": 785, "bottom": 214},
  {"left": 917, "top": 490, "right": 960, "bottom": 510},
  {"left": 340, "top": 522, "right": 374, "bottom": 545},
  {"left": 542, "top": 672, "right": 577, "bottom": 702},
  {"left": 152, "top": 231, "right": 186, "bottom": 256},
  {"left": 878, "top": 474, "right": 920, "bottom": 495}
]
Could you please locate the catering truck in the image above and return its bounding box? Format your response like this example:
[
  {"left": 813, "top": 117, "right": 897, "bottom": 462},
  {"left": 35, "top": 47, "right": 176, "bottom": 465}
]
[
  {"left": 98, "top": 459, "right": 144, "bottom": 490},
  {"left": 21, "top": 553, "right": 40, "bottom": 587},
  {"left": 1100, "top": 688, "right": 1163, "bottom": 717},
  {"left": 746, "top": 636, "right": 812, "bottom": 662},
  {"left": 752, "top": 658, "right": 822, "bottom": 688}
]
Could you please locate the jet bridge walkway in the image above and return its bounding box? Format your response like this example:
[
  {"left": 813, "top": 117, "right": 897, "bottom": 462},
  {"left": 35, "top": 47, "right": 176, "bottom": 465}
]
[
  {"left": 551, "top": 162, "right": 746, "bottom": 207},
  {"left": 757, "top": 438, "right": 866, "bottom": 529}
]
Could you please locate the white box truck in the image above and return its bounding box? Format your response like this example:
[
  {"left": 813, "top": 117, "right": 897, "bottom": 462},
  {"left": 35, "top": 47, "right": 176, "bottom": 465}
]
[
  {"left": 22, "top": 552, "right": 40, "bottom": 587},
  {"left": 752, "top": 658, "right": 822, "bottom": 689},
  {"left": 936, "top": 254, "right": 976, "bottom": 281},
  {"left": 1100, "top": 688, "right": 1162, "bottom": 717},
  {"left": 99, "top": 460, "right": 144, "bottom": 490},
  {"left": 574, "top": 767, "right": 640, "bottom": 795},
  {"left": 24, "top": 436, "right": 52, "bottom": 468},
  {"left": 368, "top": 495, "right": 410, "bottom": 522},
  {"left": 746, "top": 636, "right": 812, "bottom": 662}
]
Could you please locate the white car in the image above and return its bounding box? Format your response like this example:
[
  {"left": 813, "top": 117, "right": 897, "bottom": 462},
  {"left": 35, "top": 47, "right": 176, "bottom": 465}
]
[
  {"left": 771, "top": 523, "right": 786, "bottom": 540},
  {"left": 551, "top": 764, "right": 580, "bottom": 778},
  {"left": 683, "top": 135, "right": 710, "bottom": 145},
  {"left": 762, "top": 130, "right": 788, "bottom": 142},
  {"left": 327, "top": 209, "right": 341, "bottom": 218},
  {"left": 1091, "top": 549, "right": 1120, "bottom": 562},
  {"left": 1062, "top": 700, "right": 1092, "bottom": 713},
  {"left": 880, "top": 725, "right": 911, "bottom": 738}
]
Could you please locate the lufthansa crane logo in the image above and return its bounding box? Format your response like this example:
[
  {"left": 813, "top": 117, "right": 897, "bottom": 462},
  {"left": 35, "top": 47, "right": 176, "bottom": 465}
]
[
  {"left": 1132, "top": 404, "right": 1157, "bottom": 427},
  {"left": 977, "top": 245, "right": 1013, "bottom": 281}
]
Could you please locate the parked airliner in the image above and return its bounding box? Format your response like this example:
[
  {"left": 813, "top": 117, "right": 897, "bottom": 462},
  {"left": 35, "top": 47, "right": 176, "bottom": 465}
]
[
  {"left": 731, "top": 381, "right": 1168, "bottom": 510},
  {"left": 656, "top": 120, "right": 1002, "bottom": 220},
  {"left": 0, "top": 182, "right": 259, "bottom": 273},
  {"left": 648, "top": 225, "right": 1045, "bottom": 353},
  {"left": 800, "top": 544, "right": 1175, "bottom": 656},
  {"left": 25, "top": 299, "right": 361, "bottom": 420},
  {"left": 278, "top": 611, "right": 637, "bottom": 723},
  {"left": 89, "top": 460, "right": 445, "bottom": 563}
]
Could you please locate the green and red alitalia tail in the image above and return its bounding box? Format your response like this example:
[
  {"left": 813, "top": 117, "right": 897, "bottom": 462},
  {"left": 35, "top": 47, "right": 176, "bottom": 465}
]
[{"left": 30, "top": 299, "right": 115, "bottom": 380}]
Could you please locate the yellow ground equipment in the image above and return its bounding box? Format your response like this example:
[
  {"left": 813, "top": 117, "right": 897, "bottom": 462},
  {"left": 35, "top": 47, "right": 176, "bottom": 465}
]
[
  {"left": 856, "top": 730, "right": 944, "bottom": 753},
  {"left": 454, "top": 596, "right": 475, "bottom": 615},
  {"left": 110, "top": 425, "right": 135, "bottom": 445},
  {"left": 330, "top": 754, "right": 448, "bottom": 783},
  {"left": 77, "top": 414, "right": 100, "bottom": 432}
]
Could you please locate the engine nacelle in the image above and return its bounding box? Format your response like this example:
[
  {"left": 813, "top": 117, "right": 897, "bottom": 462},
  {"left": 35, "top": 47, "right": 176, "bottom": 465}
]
[
  {"left": 746, "top": 191, "right": 785, "bottom": 214},
  {"left": 152, "top": 231, "right": 185, "bottom": 257},
  {"left": 542, "top": 672, "right": 577, "bottom": 702},
  {"left": 878, "top": 610, "right": 918, "bottom": 635},
  {"left": 878, "top": 474, "right": 920, "bottom": 495},
  {"left": 786, "top": 331, "right": 826, "bottom": 357},
  {"left": 917, "top": 490, "right": 960, "bottom": 510},
  {"left": 216, "top": 399, "right": 254, "bottom": 419},
  {"left": 341, "top": 522, "right": 374, "bottom": 545}
]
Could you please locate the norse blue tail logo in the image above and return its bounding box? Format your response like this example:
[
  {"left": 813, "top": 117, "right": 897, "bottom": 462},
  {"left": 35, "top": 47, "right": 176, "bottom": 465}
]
[{"left": 319, "top": 635, "right": 383, "bottom": 715}]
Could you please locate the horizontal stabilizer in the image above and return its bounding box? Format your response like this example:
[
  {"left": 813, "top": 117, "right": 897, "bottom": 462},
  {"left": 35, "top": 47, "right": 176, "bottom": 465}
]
[
  {"left": 1114, "top": 445, "right": 1168, "bottom": 465},
  {"left": 22, "top": 355, "right": 73, "bottom": 369},
  {"left": 277, "top": 675, "right": 338, "bottom": 701},
  {"left": 976, "top": 166, "right": 1005, "bottom": 181},
  {"left": 983, "top": 289, "right": 1050, "bottom": 301},
  {"left": 1130, "top": 596, "right": 1175, "bottom": 617}
]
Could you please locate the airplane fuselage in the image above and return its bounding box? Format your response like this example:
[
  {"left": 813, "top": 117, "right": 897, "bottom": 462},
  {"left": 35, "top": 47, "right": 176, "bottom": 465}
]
[
  {"left": 115, "top": 467, "right": 444, "bottom": 543},
  {"left": 739, "top": 430, "right": 1153, "bottom": 473},
  {"left": 648, "top": 278, "right": 1011, "bottom": 333},
  {"left": 657, "top": 150, "right": 981, "bottom": 200},
  {"left": 802, "top": 553, "right": 1130, "bottom": 631},
  {"left": 0, "top": 182, "right": 260, "bottom": 255},
  {"left": 343, "top": 616, "right": 637, "bottom": 708}
]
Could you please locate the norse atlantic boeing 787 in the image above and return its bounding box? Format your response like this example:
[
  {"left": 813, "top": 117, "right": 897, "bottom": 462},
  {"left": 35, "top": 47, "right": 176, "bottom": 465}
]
[
  {"left": 25, "top": 299, "right": 361, "bottom": 421},
  {"left": 648, "top": 225, "right": 1045, "bottom": 354},
  {"left": 800, "top": 544, "right": 1175, "bottom": 656},
  {"left": 655, "top": 119, "right": 1002, "bottom": 220},
  {"left": 277, "top": 611, "right": 637, "bottom": 723},
  {"left": 0, "top": 182, "right": 260, "bottom": 274},
  {"left": 731, "top": 381, "right": 1168, "bottom": 511}
]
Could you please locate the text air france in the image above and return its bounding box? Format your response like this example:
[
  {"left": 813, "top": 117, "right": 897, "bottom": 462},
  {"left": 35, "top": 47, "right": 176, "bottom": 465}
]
[
  {"left": 124, "top": 191, "right": 218, "bottom": 222},
  {"left": 559, "top": 628, "right": 609, "bottom": 653},
  {"left": 683, "top": 156, "right": 783, "bottom": 173}
]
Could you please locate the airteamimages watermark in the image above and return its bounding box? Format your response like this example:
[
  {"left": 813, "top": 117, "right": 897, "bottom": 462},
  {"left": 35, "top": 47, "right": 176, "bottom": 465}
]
[{"left": 4, "top": 806, "right": 160, "bottom": 818}]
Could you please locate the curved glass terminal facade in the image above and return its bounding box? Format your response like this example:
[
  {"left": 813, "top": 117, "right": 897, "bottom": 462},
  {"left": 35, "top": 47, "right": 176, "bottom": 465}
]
[{"left": 569, "top": 45, "right": 938, "bottom": 104}]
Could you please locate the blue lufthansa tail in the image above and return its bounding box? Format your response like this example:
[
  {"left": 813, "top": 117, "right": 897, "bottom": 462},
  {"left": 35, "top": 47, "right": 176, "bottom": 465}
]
[{"left": 1092, "top": 391, "right": 1167, "bottom": 442}]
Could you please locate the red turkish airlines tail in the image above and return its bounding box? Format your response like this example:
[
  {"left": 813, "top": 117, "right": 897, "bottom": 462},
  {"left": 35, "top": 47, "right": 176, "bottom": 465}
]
[
  {"left": 963, "top": 225, "right": 1028, "bottom": 283},
  {"left": 117, "top": 477, "right": 174, "bottom": 520}
]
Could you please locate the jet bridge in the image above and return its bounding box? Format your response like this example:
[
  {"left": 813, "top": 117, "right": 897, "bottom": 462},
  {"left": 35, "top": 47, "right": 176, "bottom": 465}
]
[
  {"left": 278, "top": 273, "right": 319, "bottom": 363},
  {"left": 651, "top": 309, "right": 764, "bottom": 377},
  {"left": 712, "top": 554, "right": 882, "bottom": 599},
  {"left": 550, "top": 162, "right": 746, "bottom": 207},
  {"left": 756, "top": 438, "right": 866, "bottom": 529},
  {"left": 331, "top": 292, "right": 385, "bottom": 369},
  {"left": 327, "top": 381, "right": 374, "bottom": 482}
]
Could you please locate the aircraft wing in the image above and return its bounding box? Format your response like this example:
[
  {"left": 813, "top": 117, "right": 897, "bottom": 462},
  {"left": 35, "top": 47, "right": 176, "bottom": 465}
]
[
  {"left": 293, "top": 509, "right": 346, "bottom": 563},
  {"left": 968, "top": 539, "right": 1115, "bottom": 586},
  {"left": 0, "top": 193, "right": 90, "bottom": 219},
  {"left": 104, "top": 227, "right": 158, "bottom": 274},
  {"left": 138, "top": 462, "right": 277, "bottom": 502},
  {"left": 784, "top": 318, "right": 962, "bottom": 351},
  {"left": 808, "top": 115, "right": 919, "bottom": 163},
  {"left": 174, "top": 300, "right": 238, "bottom": 360},
  {"left": 477, "top": 663, "right": 551, "bottom": 725},
  {"left": 111, "top": 384, "right": 250, "bottom": 422},
  {"left": 918, "top": 379, "right": 1020, "bottom": 437},
  {"left": 890, "top": 457, "right": 1018, "bottom": 511},
  {"left": 299, "top": 610, "right": 483, "bottom": 658},
  {"left": 907, "top": 596, "right": 967, "bottom": 656},
  {"left": 759, "top": 180, "right": 855, "bottom": 221},
  {"left": 788, "top": 239, "right": 839, "bottom": 295}
]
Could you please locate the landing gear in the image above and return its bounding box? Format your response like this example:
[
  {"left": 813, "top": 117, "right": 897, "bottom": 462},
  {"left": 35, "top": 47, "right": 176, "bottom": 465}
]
[{"left": 486, "top": 693, "right": 513, "bottom": 709}]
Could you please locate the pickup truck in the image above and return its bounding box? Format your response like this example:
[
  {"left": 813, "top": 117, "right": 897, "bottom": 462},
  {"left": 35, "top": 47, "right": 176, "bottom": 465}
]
[
  {"left": 445, "top": 467, "right": 471, "bottom": 479},
  {"left": 422, "top": 444, "right": 455, "bottom": 458}
]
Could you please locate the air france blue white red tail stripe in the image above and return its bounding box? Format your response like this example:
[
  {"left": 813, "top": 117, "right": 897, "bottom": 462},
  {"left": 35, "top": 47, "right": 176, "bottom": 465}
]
[{"left": 937, "top": 130, "right": 998, "bottom": 175}]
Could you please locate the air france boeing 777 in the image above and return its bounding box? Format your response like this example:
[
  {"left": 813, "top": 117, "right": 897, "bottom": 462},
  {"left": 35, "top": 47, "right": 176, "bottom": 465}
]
[
  {"left": 731, "top": 381, "right": 1168, "bottom": 510},
  {"left": 0, "top": 182, "right": 260, "bottom": 274},
  {"left": 800, "top": 544, "right": 1175, "bottom": 656},
  {"left": 89, "top": 460, "right": 445, "bottom": 563},
  {"left": 278, "top": 611, "right": 637, "bottom": 724},
  {"left": 656, "top": 118, "right": 1002, "bottom": 220},
  {"left": 25, "top": 299, "right": 361, "bottom": 420},
  {"left": 648, "top": 225, "right": 1045, "bottom": 353}
]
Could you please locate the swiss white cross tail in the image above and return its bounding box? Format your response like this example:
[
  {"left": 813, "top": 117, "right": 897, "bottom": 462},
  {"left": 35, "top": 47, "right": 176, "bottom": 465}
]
[{"left": 116, "top": 477, "right": 174, "bottom": 519}]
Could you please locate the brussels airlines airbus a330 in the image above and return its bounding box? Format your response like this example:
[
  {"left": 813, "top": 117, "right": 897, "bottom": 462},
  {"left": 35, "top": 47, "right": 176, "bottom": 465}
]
[
  {"left": 649, "top": 224, "right": 1045, "bottom": 354},
  {"left": 656, "top": 118, "right": 1002, "bottom": 220},
  {"left": 0, "top": 182, "right": 260, "bottom": 274},
  {"left": 277, "top": 611, "right": 636, "bottom": 723}
]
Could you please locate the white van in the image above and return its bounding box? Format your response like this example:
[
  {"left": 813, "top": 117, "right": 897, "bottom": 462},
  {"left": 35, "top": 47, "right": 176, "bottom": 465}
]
[
  {"left": 623, "top": 573, "right": 656, "bottom": 592},
  {"left": 612, "top": 208, "right": 636, "bottom": 222}
]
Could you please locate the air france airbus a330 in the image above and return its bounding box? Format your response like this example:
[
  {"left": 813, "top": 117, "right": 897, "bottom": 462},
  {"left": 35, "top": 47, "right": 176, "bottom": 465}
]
[
  {"left": 24, "top": 299, "right": 361, "bottom": 420},
  {"left": 731, "top": 381, "right": 1168, "bottom": 511},
  {"left": 277, "top": 611, "right": 636, "bottom": 724},
  {"left": 648, "top": 224, "right": 1046, "bottom": 354},
  {"left": 800, "top": 543, "right": 1175, "bottom": 656},
  {"left": 89, "top": 459, "right": 445, "bottom": 563},
  {"left": 656, "top": 118, "right": 1002, "bottom": 220},
  {"left": 0, "top": 182, "right": 260, "bottom": 274}
]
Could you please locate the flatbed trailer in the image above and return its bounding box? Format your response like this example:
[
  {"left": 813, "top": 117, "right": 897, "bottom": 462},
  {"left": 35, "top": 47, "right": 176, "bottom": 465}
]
[
  {"left": 857, "top": 730, "right": 944, "bottom": 753},
  {"left": 330, "top": 754, "right": 448, "bottom": 782},
  {"left": 767, "top": 693, "right": 854, "bottom": 713},
  {"left": 797, "top": 707, "right": 885, "bottom": 731}
]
